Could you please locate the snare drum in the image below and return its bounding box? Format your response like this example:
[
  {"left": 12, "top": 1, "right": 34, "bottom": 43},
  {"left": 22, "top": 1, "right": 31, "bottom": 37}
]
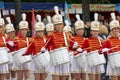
[
  {"left": 12, "top": 48, "right": 32, "bottom": 66},
  {"left": 0, "top": 47, "right": 9, "bottom": 65},
  {"left": 86, "top": 50, "right": 106, "bottom": 67},
  {"left": 69, "top": 52, "right": 74, "bottom": 64},
  {"left": 32, "top": 51, "right": 50, "bottom": 69},
  {"left": 108, "top": 51, "right": 120, "bottom": 68},
  {"left": 74, "top": 51, "right": 87, "bottom": 68},
  {"left": 50, "top": 47, "right": 70, "bottom": 65},
  {"left": 8, "top": 51, "right": 15, "bottom": 64}
]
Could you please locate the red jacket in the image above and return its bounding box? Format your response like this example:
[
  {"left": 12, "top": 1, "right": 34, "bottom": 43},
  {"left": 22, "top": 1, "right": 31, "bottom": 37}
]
[
  {"left": 82, "top": 37, "right": 103, "bottom": 53},
  {"left": 45, "top": 31, "right": 66, "bottom": 50},
  {"left": 101, "top": 37, "right": 120, "bottom": 54},
  {"left": 6, "top": 36, "right": 19, "bottom": 52},
  {"left": 24, "top": 36, "right": 46, "bottom": 55}
]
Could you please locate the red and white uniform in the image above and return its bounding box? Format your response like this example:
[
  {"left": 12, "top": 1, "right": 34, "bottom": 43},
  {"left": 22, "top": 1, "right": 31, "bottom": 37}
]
[
  {"left": 0, "top": 34, "right": 9, "bottom": 74},
  {"left": 12, "top": 36, "right": 32, "bottom": 70},
  {"left": 6, "top": 36, "right": 19, "bottom": 70},
  {"left": 45, "top": 31, "right": 67, "bottom": 50},
  {"left": 24, "top": 36, "right": 48, "bottom": 73},
  {"left": 102, "top": 37, "right": 120, "bottom": 75},
  {"left": 45, "top": 31, "right": 70, "bottom": 75},
  {"left": 82, "top": 37, "right": 105, "bottom": 74},
  {"left": 69, "top": 36, "right": 88, "bottom": 73}
]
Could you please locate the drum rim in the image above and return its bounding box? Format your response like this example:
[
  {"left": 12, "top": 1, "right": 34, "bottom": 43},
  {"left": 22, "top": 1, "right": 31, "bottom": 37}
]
[
  {"left": 108, "top": 51, "right": 120, "bottom": 56},
  {"left": 87, "top": 50, "right": 99, "bottom": 55},
  {"left": 50, "top": 47, "right": 68, "bottom": 53},
  {"left": 0, "top": 47, "right": 7, "bottom": 50},
  {"left": 12, "top": 47, "right": 27, "bottom": 56},
  {"left": 74, "top": 51, "right": 87, "bottom": 57}
]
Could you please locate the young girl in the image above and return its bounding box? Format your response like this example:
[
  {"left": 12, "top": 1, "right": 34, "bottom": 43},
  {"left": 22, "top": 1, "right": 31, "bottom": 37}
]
[
  {"left": 82, "top": 13, "right": 105, "bottom": 80},
  {"left": 24, "top": 14, "right": 49, "bottom": 80},
  {"left": 41, "top": 6, "right": 70, "bottom": 80},
  {"left": 69, "top": 14, "right": 87, "bottom": 80},
  {"left": 5, "top": 17, "right": 18, "bottom": 80},
  {"left": 0, "top": 15, "right": 9, "bottom": 80},
  {"left": 101, "top": 13, "right": 120, "bottom": 80},
  {"left": 14, "top": 13, "right": 31, "bottom": 80}
]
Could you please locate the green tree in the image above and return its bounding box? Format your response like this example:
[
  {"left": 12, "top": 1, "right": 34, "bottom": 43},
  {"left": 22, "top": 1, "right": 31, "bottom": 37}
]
[
  {"left": 15, "top": 0, "right": 21, "bottom": 29},
  {"left": 82, "top": 0, "right": 90, "bottom": 21}
]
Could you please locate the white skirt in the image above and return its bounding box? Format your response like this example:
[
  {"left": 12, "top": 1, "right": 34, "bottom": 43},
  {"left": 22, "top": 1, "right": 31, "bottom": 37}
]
[
  {"left": 0, "top": 64, "right": 9, "bottom": 74},
  {"left": 30, "top": 60, "right": 48, "bottom": 73},
  {"left": 47, "top": 60, "right": 70, "bottom": 75},
  {"left": 106, "top": 60, "right": 120, "bottom": 76},
  {"left": 8, "top": 63, "right": 13, "bottom": 70},
  {"left": 87, "top": 64, "right": 105, "bottom": 74},
  {"left": 71, "top": 55, "right": 88, "bottom": 73},
  {"left": 12, "top": 62, "right": 31, "bottom": 70}
]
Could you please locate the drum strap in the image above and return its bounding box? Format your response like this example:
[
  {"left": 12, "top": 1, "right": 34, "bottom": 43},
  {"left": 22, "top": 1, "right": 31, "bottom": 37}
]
[
  {"left": 2, "top": 36, "right": 6, "bottom": 46},
  {"left": 43, "top": 38, "right": 46, "bottom": 43},
  {"left": 63, "top": 32, "right": 68, "bottom": 47},
  {"left": 98, "top": 38, "right": 102, "bottom": 47},
  {"left": 26, "top": 37, "right": 29, "bottom": 47}
]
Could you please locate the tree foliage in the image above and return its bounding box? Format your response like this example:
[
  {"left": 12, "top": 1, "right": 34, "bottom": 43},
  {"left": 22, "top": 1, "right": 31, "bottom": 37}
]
[{"left": 3, "top": 0, "right": 120, "bottom": 4}]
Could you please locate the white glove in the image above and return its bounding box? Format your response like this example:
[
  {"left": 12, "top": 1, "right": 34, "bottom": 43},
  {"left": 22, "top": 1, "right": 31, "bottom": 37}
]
[
  {"left": 73, "top": 42, "right": 78, "bottom": 49},
  {"left": 102, "top": 48, "right": 110, "bottom": 53},
  {"left": 7, "top": 41, "right": 14, "bottom": 47},
  {"left": 41, "top": 47, "right": 46, "bottom": 53},
  {"left": 7, "top": 48, "right": 10, "bottom": 52},
  {"left": 77, "top": 48, "right": 83, "bottom": 52}
]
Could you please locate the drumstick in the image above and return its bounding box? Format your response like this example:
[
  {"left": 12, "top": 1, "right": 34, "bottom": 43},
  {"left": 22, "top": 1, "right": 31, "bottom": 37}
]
[
  {"left": 83, "top": 47, "right": 92, "bottom": 50},
  {"left": 43, "top": 37, "right": 51, "bottom": 48},
  {"left": 109, "top": 46, "right": 119, "bottom": 50},
  {"left": 68, "top": 38, "right": 81, "bottom": 47}
]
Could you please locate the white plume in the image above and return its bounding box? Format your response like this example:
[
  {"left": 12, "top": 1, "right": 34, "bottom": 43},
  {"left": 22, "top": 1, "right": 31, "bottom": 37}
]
[
  {"left": 111, "top": 13, "right": 116, "bottom": 20},
  {"left": 94, "top": 13, "right": 98, "bottom": 21},
  {"left": 6, "top": 17, "right": 11, "bottom": 24},
  {"left": 76, "top": 14, "right": 81, "bottom": 21},
  {"left": 54, "top": 6, "right": 59, "bottom": 14},
  {"left": 36, "top": 14, "right": 41, "bottom": 22},
  {"left": 65, "top": 20, "right": 70, "bottom": 26},
  {"left": 22, "top": 13, "right": 26, "bottom": 21},
  {"left": 47, "top": 16, "right": 51, "bottom": 23}
]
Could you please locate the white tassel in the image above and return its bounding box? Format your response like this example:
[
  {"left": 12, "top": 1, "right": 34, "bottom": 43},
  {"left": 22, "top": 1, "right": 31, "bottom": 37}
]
[
  {"left": 47, "top": 16, "right": 51, "bottom": 23},
  {"left": 65, "top": 20, "right": 70, "bottom": 26},
  {"left": 22, "top": 13, "right": 26, "bottom": 21},
  {"left": 76, "top": 14, "right": 81, "bottom": 21},
  {"left": 94, "top": 13, "right": 98, "bottom": 21},
  {"left": 54, "top": 6, "right": 59, "bottom": 14},
  {"left": 6, "top": 17, "right": 11, "bottom": 24},
  {"left": 0, "top": 10, "right": 1, "bottom": 18},
  {"left": 111, "top": 13, "right": 116, "bottom": 20},
  {"left": 36, "top": 14, "right": 41, "bottom": 22}
]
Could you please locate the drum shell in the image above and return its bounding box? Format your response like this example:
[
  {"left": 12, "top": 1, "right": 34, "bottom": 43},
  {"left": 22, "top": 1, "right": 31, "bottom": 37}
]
[
  {"left": 50, "top": 47, "right": 70, "bottom": 66},
  {"left": 32, "top": 51, "right": 50, "bottom": 69},
  {"left": 86, "top": 50, "right": 106, "bottom": 67},
  {"left": 0, "top": 47, "right": 10, "bottom": 65},
  {"left": 108, "top": 51, "right": 120, "bottom": 68},
  {"left": 12, "top": 48, "right": 32, "bottom": 66},
  {"left": 8, "top": 51, "right": 15, "bottom": 64},
  {"left": 74, "top": 51, "right": 87, "bottom": 68}
]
